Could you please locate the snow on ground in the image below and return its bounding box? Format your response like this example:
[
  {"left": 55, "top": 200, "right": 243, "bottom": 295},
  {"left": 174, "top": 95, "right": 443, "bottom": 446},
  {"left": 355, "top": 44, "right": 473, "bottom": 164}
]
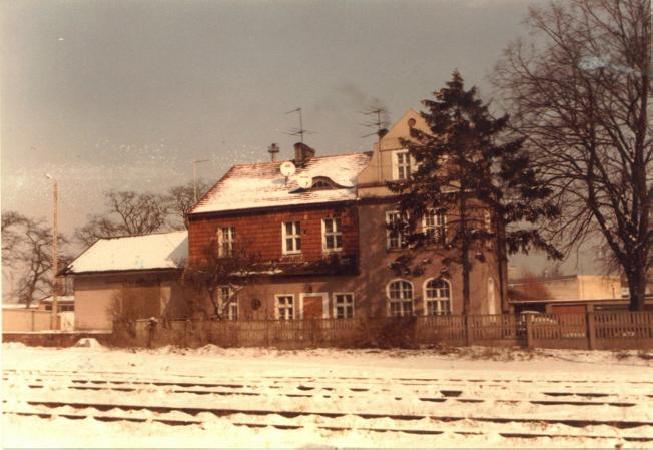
[{"left": 2, "top": 342, "right": 653, "bottom": 448}]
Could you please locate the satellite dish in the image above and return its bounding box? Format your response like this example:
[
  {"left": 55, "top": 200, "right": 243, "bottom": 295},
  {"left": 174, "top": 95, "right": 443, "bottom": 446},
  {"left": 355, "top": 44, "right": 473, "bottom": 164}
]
[
  {"left": 297, "top": 174, "right": 312, "bottom": 189},
  {"left": 280, "top": 161, "right": 296, "bottom": 177}
]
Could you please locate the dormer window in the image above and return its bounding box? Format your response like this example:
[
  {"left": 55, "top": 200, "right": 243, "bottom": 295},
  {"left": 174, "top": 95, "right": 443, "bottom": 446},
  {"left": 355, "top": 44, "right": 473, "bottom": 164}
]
[
  {"left": 312, "top": 179, "right": 331, "bottom": 189},
  {"left": 311, "top": 176, "right": 337, "bottom": 190}
]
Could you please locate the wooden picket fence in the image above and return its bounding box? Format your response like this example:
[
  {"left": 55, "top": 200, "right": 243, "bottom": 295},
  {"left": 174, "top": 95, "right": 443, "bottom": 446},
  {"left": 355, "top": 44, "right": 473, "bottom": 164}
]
[{"left": 133, "top": 311, "right": 653, "bottom": 350}]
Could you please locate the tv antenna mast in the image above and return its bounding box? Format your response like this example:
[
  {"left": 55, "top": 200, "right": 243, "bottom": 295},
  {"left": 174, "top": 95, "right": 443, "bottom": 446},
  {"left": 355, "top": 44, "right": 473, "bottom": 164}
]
[
  {"left": 361, "top": 107, "right": 389, "bottom": 138},
  {"left": 285, "top": 107, "right": 315, "bottom": 143},
  {"left": 361, "top": 106, "right": 390, "bottom": 180}
]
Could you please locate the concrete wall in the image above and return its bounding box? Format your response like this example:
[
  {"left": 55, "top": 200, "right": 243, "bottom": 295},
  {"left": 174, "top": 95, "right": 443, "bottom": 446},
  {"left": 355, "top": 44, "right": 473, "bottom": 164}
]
[{"left": 2, "top": 308, "right": 54, "bottom": 332}]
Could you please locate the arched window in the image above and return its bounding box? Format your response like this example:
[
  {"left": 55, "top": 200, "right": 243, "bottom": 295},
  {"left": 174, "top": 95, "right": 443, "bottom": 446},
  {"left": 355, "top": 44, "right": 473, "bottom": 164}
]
[
  {"left": 387, "top": 280, "right": 414, "bottom": 317},
  {"left": 424, "top": 278, "right": 452, "bottom": 316}
]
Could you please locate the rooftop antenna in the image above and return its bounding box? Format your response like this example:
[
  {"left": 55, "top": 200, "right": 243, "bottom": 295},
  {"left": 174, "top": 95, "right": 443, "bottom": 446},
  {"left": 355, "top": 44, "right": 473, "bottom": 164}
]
[
  {"left": 192, "top": 159, "right": 209, "bottom": 202},
  {"left": 361, "top": 106, "right": 389, "bottom": 180},
  {"left": 285, "top": 107, "right": 315, "bottom": 143},
  {"left": 361, "top": 107, "right": 389, "bottom": 138}
]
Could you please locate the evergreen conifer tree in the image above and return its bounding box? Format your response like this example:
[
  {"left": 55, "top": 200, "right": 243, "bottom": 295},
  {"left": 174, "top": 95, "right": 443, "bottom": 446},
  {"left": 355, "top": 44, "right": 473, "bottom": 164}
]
[{"left": 389, "top": 71, "right": 560, "bottom": 315}]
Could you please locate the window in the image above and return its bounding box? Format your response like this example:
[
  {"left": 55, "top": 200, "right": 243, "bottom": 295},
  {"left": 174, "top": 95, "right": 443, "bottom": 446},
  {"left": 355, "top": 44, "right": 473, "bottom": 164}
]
[
  {"left": 387, "top": 280, "right": 414, "bottom": 317},
  {"left": 423, "top": 209, "right": 446, "bottom": 244},
  {"left": 322, "top": 217, "right": 343, "bottom": 252},
  {"left": 282, "top": 221, "right": 301, "bottom": 254},
  {"left": 217, "top": 226, "right": 236, "bottom": 257},
  {"left": 218, "top": 286, "right": 237, "bottom": 320},
  {"left": 424, "top": 279, "right": 452, "bottom": 316},
  {"left": 393, "top": 151, "right": 412, "bottom": 180},
  {"left": 484, "top": 210, "right": 492, "bottom": 232},
  {"left": 334, "top": 293, "right": 354, "bottom": 319},
  {"left": 276, "top": 295, "right": 294, "bottom": 320},
  {"left": 312, "top": 177, "right": 335, "bottom": 190},
  {"left": 386, "top": 211, "right": 407, "bottom": 250}
]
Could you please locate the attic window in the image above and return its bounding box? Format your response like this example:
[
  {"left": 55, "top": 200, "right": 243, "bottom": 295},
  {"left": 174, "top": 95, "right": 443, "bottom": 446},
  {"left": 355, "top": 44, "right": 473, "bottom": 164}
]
[{"left": 311, "top": 177, "right": 336, "bottom": 190}]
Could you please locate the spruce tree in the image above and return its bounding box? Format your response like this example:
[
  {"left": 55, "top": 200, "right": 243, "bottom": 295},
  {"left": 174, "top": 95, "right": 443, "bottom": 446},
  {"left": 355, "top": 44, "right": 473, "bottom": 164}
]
[{"left": 389, "top": 71, "right": 560, "bottom": 315}]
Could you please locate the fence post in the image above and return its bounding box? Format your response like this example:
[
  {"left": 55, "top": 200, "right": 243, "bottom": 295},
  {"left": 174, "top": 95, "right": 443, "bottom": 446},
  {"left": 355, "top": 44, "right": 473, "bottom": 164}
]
[
  {"left": 586, "top": 312, "right": 596, "bottom": 350},
  {"left": 464, "top": 315, "right": 471, "bottom": 346},
  {"left": 31, "top": 311, "right": 35, "bottom": 332},
  {"left": 525, "top": 314, "right": 533, "bottom": 349}
]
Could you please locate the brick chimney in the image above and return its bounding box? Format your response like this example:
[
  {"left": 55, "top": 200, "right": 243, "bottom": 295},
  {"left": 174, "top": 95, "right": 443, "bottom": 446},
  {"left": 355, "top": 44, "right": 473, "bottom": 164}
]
[{"left": 293, "top": 142, "right": 316, "bottom": 166}]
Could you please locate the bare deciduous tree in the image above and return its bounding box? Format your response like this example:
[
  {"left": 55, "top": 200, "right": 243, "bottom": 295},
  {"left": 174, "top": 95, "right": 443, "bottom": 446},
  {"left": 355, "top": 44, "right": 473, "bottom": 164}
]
[
  {"left": 165, "top": 179, "right": 210, "bottom": 230},
  {"left": 182, "top": 235, "right": 261, "bottom": 320},
  {"left": 76, "top": 190, "right": 169, "bottom": 246},
  {"left": 494, "top": 0, "right": 652, "bottom": 310},
  {"left": 1, "top": 210, "right": 69, "bottom": 306}
]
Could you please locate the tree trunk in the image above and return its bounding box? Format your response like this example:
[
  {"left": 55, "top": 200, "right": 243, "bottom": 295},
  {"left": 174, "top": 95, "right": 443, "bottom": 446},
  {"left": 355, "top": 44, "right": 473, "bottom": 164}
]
[
  {"left": 495, "top": 215, "right": 509, "bottom": 313},
  {"left": 459, "top": 187, "right": 471, "bottom": 316},
  {"left": 627, "top": 263, "right": 648, "bottom": 311},
  {"left": 461, "top": 239, "right": 471, "bottom": 316}
]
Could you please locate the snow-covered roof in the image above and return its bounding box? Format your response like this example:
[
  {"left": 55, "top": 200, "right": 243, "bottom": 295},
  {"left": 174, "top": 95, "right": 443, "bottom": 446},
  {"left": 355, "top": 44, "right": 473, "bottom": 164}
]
[
  {"left": 39, "top": 295, "right": 75, "bottom": 303},
  {"left": 191, "top": 153, "right": 371, "bottom": 214},
  {"left": 66, "top": 231, "right": 187, "bottom": 275}
]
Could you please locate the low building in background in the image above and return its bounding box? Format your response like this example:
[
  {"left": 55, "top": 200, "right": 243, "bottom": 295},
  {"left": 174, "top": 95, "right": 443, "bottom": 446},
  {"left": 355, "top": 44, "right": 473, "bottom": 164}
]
[
  {"left": 508, "top": 274, "right": 653, "bottom": 313},
  {"left": 63, "top": 231, "right": 189, "bottom": 331}
]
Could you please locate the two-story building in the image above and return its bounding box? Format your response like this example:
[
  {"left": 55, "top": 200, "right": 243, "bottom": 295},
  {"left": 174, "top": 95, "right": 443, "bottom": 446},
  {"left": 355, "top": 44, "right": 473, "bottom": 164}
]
[
  {"left": 65, "top": 109, "right": 504, "bottom": 330},
  {"left": 186, "top": 109, "right": 504, "bottom": 321}
]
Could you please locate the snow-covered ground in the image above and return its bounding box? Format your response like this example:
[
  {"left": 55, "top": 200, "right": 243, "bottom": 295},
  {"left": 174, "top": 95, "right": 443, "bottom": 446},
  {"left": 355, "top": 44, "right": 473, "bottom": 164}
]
[{"left": 2, "top": 342, "right": 652, "bottom": 448}]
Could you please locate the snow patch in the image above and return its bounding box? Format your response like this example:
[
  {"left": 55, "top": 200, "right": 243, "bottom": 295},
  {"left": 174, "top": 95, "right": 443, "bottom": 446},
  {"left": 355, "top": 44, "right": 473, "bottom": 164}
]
[{"left": 73, "top": 338, "right": 104, "bottom": 349}]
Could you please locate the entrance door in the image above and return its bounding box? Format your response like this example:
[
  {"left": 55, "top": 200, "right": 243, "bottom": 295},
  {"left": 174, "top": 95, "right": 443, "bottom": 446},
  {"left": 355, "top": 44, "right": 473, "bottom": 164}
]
[{"left": 302, "top": 296, "right": 324, "bottom": 319}]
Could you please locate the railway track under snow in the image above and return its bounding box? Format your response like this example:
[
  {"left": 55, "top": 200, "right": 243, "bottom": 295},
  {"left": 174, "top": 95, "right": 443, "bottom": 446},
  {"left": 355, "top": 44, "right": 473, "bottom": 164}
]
[{"left": 4, "top": 368, "right": 653, "bottom": 445}]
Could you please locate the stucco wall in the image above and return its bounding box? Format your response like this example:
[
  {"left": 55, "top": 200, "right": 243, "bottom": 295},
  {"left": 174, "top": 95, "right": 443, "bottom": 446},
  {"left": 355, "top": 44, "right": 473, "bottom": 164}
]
[
  {"left": 74, "top": 271, "right": 188, "bottom": 330},
  {"left": 2, "top": 308, "right": 53, "bottom": 332}
]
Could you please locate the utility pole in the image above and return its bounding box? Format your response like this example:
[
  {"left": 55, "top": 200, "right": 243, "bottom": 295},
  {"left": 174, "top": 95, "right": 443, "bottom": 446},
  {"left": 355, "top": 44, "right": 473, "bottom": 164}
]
[
  {"left": 192, "top": 159, "right": 209, "bottom": 202},
  {"left": 45, "top": 174, "right": 58, "bottom": 329}
]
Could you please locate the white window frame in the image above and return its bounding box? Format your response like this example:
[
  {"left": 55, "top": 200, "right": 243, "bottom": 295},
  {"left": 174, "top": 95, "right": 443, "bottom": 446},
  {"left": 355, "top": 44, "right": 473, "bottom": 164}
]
[
  {"left": 423, "top": 278, "right": 452, "bottom": 316},
  {"left": 484, "top": 210, "right": 492, "bottom": 232},
  {"left": 387, "top": 279, "right": 414, "bottom": 317},
  {"left": 423, "top": 208, "right": 447, "bottom": 244},
  {"left": 299, "top": 292, "right": 330, "bottom": 319},
  {"left": 386, "top": 210, "right": 407, "bottom": 250},
  {"left": 275, "top": 294, "right": 295, "bottom": 320},
  {"left": 321, "top": 217, "right": 343, "bottom": 253},
  {"left": 217, "top": 285, "right": 238, "bottom": 320},
  {"left": 217, "top": 226, "right": 236, "bottom": 257},
  {"left": 392, "top": 150, "right": 413, "bottom": 180},
  {"left": 282, "top": 221, "right": 301, "bottom": 255},
  {"left": 333, "top": 293, "right": 355, "bottom": 319}
]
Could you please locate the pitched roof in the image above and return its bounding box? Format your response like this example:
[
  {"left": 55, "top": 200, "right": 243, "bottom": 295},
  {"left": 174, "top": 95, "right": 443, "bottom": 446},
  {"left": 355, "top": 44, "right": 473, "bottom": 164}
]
[
  {"left": 191, "top": 152, "right": 371, "bottom": 214},
  {"left": 65, "top": 231, "right": 187, "bottom": 274}
]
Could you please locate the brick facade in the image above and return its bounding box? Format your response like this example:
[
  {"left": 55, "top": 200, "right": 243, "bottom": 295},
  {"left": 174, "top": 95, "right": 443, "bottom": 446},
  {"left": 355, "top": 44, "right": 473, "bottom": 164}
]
[{"left": 188, "top": 203, "right": 359, "bottom": 267}]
